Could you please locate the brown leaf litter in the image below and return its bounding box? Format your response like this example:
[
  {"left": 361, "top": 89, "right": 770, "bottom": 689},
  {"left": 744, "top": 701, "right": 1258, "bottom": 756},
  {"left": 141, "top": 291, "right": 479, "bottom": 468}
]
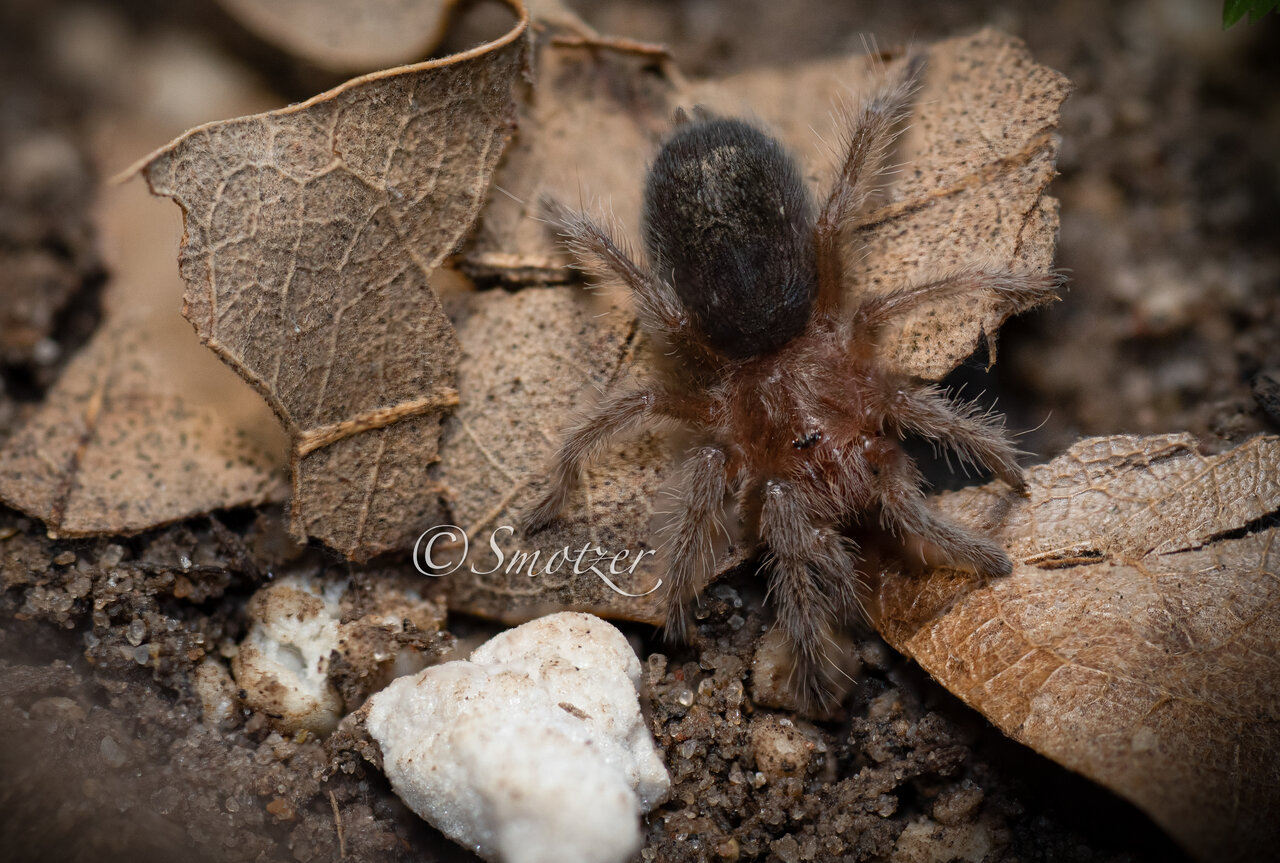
[
  {"left": 873, "top": 433, "right": 1280, "bottom": 863},
  {"left": 0, "top": 100, "right": 288, "bottom": 536},
  {"left": 139, "top": 4, "right": 529, "bottom": 559}
]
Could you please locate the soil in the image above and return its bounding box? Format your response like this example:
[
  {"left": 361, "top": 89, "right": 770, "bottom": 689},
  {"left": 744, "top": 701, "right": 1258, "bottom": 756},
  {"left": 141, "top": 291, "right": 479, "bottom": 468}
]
[{"left": 1, "top": 1, "right": 1276, "bottom": 862}]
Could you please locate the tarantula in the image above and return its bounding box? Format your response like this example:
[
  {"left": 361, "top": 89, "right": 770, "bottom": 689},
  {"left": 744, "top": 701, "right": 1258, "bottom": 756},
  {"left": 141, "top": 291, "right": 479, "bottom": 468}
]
[{"left": 524, "top": 58, "right": 1057, "bottom": 698}]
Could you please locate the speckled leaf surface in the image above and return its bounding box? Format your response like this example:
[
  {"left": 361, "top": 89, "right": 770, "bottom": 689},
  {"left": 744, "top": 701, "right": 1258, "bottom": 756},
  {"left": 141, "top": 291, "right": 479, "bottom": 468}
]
[
  {"left": 872, "top": 434, "right": 1280, "bottom": 863},
  {"left": 140, "top": 9, "right": 529, "bottom": 559},
  {"left": 433, "top": 284, "right": 668, "bottom": 623},
  {"left": 0, "top": 320, "right": 286, "bottom": 536},
  {"left": 461, "top": 32, "right": 677, "bottom": 284},
  {"left": 0, "top": 117, "right": 289, "bottom": 537}
]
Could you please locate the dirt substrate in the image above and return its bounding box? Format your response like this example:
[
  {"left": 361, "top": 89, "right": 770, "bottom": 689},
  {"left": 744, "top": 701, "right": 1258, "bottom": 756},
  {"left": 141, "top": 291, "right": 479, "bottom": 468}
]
[
  {"left": 0, "top": 509, "right": 1193, "bottom": 863},
  {"left": 1, "top": 0, "right": 1277, "bottom": 861}
]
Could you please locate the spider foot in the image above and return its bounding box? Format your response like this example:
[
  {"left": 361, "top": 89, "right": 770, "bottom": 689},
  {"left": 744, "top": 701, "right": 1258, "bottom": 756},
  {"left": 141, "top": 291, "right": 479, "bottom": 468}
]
[{"left": 519, "top": 486, "right": 568, "bottom": 536}]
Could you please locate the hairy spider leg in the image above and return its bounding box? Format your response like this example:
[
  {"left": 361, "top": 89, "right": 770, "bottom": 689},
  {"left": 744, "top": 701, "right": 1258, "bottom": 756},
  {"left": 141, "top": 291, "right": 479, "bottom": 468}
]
[
  {"left": 759, "top": 479, "right": 864, "bottom": 703},
  {"left": 814, "top": 55, "right": 924, "bottom": 316},
  {"left": 542, "top": 198, "right": 708, "bottom": 359},
  {"left": 522, "top": 385, "right": 664, "bottom": 533},
  {"left": 840, "top": 267, "right": 1061, "bottom": 495},
  {"left": 660, "top": 446, "right": 729, "bottom": 641},
  {"left": 851, "top": 267, "right": 1062, "bottom": 341},
  {"left": 873, "top": 448, "right": 1012, "bottom": 576},
  {"left": 870, "top": 379, "right": 1027, "bottom": 492}
]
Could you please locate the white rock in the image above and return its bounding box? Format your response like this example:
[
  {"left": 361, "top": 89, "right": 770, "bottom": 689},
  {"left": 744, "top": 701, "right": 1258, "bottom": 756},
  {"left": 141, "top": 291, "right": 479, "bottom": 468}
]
[
  {"left": 232, "top": 575, "right": 345, "bottom": 734},
  {"left": 232, "top": 574, "right": 448, "bottom": 734},
  {"left": 365, "top": 612, "right": 670, "bottom": 863}
]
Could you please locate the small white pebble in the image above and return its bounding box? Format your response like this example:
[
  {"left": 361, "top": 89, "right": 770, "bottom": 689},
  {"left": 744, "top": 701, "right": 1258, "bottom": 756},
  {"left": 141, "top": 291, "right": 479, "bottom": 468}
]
[
  {"left": 32, "top": 338, "right": 61, "bottom": 366},
  {"left": 365, "top": 612, "right": 670, "bottom": 863},
  {"left": 126, "top": 619, "right": 147, "bottom": 646},
  {"left": 232, "top": 574, "right": 443, "bottom": 734},
  {"left": 194, "top": 657, "right": 239, "bottom": 728},
  {"left": 99, "top": 735, "right": 126, "bottom": 768},
  {"left": 232, "top": 575, "right": 345, "bottom": 734}
]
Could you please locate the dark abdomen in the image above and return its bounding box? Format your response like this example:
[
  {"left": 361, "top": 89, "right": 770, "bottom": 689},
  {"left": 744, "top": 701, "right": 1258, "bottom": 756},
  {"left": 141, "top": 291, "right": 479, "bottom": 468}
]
[{"left": 642, "top": 118, "right": 817, "bottom": 359}]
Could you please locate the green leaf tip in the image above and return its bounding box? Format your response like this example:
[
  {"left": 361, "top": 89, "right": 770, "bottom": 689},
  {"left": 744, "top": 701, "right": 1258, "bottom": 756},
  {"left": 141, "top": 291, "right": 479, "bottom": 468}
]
[{"left": 1223, "top": 0, "right": 1278, "bottom": 28}]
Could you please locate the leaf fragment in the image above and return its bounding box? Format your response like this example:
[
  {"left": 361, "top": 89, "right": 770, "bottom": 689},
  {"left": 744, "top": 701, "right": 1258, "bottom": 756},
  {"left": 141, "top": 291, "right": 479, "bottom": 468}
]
[
  {"left": 140, "top": 6, "right": 530, "bottom": 559},
  {"left": 461, "top": 32, "right": 678, "bottom": 284},
  {"left": 1223, "top": 0, "right": 1279, "bottom": 27},
  {"left": 0, "top": 124, "right": 289, "bottom": 537},
  {"left": 0, "top": 318, "right": 287, "bottom": 536},
  {"left": 872, "top": 434, "right": 1280, "bottom": 863}
]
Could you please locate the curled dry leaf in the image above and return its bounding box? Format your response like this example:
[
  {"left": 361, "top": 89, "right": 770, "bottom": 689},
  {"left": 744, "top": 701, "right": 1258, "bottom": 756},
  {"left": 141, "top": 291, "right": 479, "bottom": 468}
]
[
  {"left": 442, "top": 29, "right": 1066, "bottom": 621},
  {"left": 216, "top": 0, "right": 458, "bottom": 72},
  {"left": 139, "top": 4, "right": 529, "bottom": 559},
  {"left": 872, "top": 434, "right": 1280, "bottom": 863}
]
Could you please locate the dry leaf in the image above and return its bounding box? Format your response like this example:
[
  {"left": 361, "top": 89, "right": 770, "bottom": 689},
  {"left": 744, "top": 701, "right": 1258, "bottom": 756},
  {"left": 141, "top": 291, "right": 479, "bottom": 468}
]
[
  {"left": 435, "top": 284, "right": 669, "bottom": 623},
  {"left": 441, "top": 29, "right": 1066, "bottom": 621},
  {"left": 140, "top": 8, "right": 530, "bottom": 559},
  {"left": 0, "top": 319, "right": 285, "bottom": 535},
  {"left": 440, "top": 26, "right": 690, "bottom": 624},
  {"left": 0, "top": 87, "right": 289, "bottom": 536},
  {"left": 216, "top": 0, "right": 458, "bottom": 72},
  {"left": 872, "top": 434, "right": 1280, "bottom": 863},
  {"left": 445, "top": 35, "right": 678, "bottom": 624},
  {"left": 461, "top": 32, "right": 678, "bottom": 284}
]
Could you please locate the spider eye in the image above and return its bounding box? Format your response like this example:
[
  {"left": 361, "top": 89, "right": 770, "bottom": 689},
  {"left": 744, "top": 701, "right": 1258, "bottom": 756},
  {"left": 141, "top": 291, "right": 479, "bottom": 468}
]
[{"left": 791, "top": 431, "right": 823, "bottom": 449}]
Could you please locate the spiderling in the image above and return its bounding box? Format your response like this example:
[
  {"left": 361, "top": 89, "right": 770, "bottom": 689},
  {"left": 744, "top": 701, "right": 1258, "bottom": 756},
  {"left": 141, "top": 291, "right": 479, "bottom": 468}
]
[{"left": 523, "top": 55, "right": 1059, "bottom": 704}]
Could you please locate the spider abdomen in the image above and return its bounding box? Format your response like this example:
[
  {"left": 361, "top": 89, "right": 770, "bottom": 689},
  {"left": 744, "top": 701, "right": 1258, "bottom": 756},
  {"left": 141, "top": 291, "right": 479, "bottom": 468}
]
[{"left": 642, "top": 118, "right": 817, "bottom": 359}]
